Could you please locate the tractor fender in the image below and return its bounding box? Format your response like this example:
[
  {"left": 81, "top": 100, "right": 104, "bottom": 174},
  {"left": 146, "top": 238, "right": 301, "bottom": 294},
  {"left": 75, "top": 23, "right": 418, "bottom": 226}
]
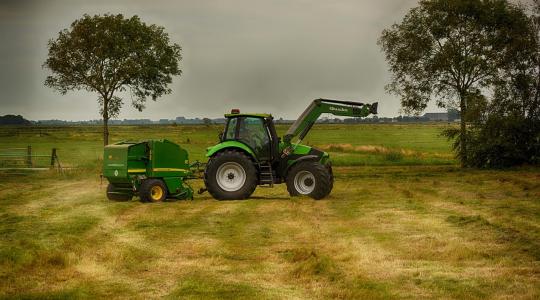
[
  {"left": 284, "top": 154, "right": 320, "bottom": 175},
  {"left": 206, "top": 141, "right": 257, "bottom": 161}
]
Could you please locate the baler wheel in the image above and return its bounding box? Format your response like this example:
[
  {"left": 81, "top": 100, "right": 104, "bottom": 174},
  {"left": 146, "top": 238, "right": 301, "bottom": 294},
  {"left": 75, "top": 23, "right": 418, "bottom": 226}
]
[
  {"left": 286, "top": 161, "right": 332, "bottom": 200},
  {"left": 140, "top": 179, "right": 168, "bottom": 202},
  {"left": 106, "top": 184, "right": 133, "bottom": 201}
]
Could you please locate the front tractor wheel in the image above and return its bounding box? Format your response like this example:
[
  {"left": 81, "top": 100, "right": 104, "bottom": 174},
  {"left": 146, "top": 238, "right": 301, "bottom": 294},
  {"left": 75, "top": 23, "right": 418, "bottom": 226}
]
[
  {"left": 204, "top": 150, "right": 257, "bottom": 200},
  {"left": 140, "top": 179, "right": 168, "bottom": 202},
  {"left": 286, "top": 161, "right": 332, "bottom": 200}
]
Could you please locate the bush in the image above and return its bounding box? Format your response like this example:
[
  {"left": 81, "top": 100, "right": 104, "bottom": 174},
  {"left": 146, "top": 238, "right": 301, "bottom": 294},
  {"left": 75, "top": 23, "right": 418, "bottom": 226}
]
[
  {"left": 473, "top": 116, "right": 539, "bottom": 167},
  {"left": 445, "top": 115, "right": 540, "bottom": 168}
]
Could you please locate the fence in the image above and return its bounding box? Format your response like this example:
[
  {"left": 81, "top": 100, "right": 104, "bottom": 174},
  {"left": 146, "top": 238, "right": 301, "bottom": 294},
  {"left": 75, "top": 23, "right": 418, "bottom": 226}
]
[{"left": 0, "top": 146, "right": 61, "bottom": 171}]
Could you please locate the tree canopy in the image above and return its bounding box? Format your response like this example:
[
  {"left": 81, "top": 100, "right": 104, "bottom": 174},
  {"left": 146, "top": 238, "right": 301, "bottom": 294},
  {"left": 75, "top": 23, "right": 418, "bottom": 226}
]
[
  {"left": 44, "top": 14, "right": 182, "bottom": 145},
  {"left": 461, "top": 0, "right": 540, "bottom": 167},
  {"left": 0, "top": 115, "right": 31, "bottom": 125},
  {"left": 378, "top": 0, "right": 536, "bottom": 167}
]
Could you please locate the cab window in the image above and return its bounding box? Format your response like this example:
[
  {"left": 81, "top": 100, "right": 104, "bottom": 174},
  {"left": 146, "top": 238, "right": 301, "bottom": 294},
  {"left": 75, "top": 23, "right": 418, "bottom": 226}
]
[
  {"left": 238, "top": 117, "right": 270, "bottom": 157},
  {"left": 224, "top": 118, "right": 238, "bottom": 140}
]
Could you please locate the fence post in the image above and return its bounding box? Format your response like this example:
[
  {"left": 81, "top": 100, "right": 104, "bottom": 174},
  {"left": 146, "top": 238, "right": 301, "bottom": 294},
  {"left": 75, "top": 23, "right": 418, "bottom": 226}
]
[
  {"left": 26, "top": 146, "right": 32, "bottom": 167},
  {"left": 50, "top": 148, "right": 57, "bottom": 168}
]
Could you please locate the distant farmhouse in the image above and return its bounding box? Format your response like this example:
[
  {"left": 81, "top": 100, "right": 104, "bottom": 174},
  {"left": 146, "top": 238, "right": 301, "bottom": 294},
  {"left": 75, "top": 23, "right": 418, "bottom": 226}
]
[
  {"left": 423, "top": 112, "right": 448, "bottom": 121},
  {"left": 422, "top": 109, "right": 460, "bottom": 122}
]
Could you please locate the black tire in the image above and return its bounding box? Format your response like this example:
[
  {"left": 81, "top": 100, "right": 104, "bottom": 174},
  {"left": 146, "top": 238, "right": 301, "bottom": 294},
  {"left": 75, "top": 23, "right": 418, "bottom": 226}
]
[
  {"left": 140, "top": 179, "right": 168, "bottom": 202},
  {"left": 286, "top": 161, "right": 332, "bottom": 200},
  {"left": 324, "top": 161, "right": 334, "bottom": 198},
  {"left": 106, "top": 183, "right": 133, "bottom": 201},
  {"left": 204, "top": 150, "right": 257, "bottom": 200}
]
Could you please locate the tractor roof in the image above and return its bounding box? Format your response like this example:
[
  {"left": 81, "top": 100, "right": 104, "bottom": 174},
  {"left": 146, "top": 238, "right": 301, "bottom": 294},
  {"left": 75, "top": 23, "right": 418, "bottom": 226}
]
[{"left": 224, "top": 113, "right": 272, "bottom": 118}]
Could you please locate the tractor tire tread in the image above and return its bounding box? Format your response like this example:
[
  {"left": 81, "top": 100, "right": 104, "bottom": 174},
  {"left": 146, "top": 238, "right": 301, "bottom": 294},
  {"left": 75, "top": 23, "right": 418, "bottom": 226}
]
[{"left": 325, "top": 162, "right": 334, "bottom": 198}]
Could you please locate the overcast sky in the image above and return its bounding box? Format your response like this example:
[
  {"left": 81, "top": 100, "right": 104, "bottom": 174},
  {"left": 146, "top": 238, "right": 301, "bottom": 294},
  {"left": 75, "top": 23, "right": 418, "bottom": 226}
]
[{"left": 0, "top": 0, "right": 528, "bottom": 121}]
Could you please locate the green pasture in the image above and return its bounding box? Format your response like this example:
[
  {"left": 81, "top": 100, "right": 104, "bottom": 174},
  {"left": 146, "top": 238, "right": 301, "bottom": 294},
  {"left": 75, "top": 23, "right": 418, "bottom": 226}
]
[
  {"left": 0, "top": 123, "right": 456, "bottom": 170},
  {"left": 0, "top": 124, "right": 538, "bottom": 299}
]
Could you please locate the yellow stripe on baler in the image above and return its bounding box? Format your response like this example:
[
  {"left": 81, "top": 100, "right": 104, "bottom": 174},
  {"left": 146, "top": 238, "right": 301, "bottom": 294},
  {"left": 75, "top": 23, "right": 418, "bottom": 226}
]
[
  {"left": 153, "top": 168, "right": 188, "bottom": 172},
  {"left": 128, "top": 169, "right": 146, "bottom": 173}
]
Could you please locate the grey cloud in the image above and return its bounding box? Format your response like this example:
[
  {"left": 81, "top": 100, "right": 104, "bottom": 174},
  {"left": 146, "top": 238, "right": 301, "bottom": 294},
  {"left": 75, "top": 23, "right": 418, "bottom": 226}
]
[{"left": 1, "top": 0, "right": 436, "bottom": 120}]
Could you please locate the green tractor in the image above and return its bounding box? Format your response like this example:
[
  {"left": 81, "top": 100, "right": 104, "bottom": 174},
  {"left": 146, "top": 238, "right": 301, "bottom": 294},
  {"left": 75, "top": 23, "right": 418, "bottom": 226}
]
[{"left": 203, "top": 98, "right": 378, "bottom": 200}]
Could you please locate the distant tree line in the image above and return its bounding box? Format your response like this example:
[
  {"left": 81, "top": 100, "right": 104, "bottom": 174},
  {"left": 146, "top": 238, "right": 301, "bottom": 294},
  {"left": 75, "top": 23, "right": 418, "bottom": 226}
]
[
  {"left": 5, "top": 113, "right": 463, "bottom": 126},
  {"left": 0, "top": 115, "right": 31, "bottom": 125}
]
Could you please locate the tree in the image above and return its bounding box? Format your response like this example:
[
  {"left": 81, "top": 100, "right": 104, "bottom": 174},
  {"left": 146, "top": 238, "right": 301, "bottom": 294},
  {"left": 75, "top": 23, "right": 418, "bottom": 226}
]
[
  {"left": 489, "top": 0, "right": 539, "bottom": 120},
  {"left": 458, "top": 0, "right": 540, "bottom": 168},
  {"left": 44, "top": 14, "right": 182, "bottom": 145},
  {"left": 0, "top": 115, "right": 31, "bottom": 125},
  {"left": 203, "top": 118, "right": 212, "bottom": 126},
  {"left": 378, "top": 0, "right": 530, "bottom": 166}
]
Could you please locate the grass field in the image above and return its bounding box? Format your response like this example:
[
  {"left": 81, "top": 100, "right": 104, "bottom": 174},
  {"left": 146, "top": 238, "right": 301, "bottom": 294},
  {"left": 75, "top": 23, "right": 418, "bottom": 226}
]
[
  {"left": 0, "top": 124, "right": 539, "bottom": 299},
  {"left": 0, "top": 123, "right": 456, "bottom": 169}
]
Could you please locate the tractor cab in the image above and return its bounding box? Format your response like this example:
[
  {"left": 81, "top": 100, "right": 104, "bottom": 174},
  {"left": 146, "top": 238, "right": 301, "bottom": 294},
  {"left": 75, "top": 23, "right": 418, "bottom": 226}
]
[{"left": 220, "top": 110, "right": 280, "bottom": 163}]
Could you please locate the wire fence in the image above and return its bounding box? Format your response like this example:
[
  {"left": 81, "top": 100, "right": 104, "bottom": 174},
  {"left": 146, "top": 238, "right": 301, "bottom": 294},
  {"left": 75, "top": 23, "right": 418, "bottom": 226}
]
[
  {"left": 0, "top": 124, "right": 223, "bottom": 137},
  {"left": 0, "top": 125, "right": 217, "bottom": 169},
  {"left": 0, "top": 146, "right": 61, "bottom": 171}
]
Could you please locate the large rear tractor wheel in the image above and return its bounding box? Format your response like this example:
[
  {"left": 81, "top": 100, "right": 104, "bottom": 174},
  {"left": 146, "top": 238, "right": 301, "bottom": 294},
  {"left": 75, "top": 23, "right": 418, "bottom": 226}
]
[
  {"left": 325, "top": 162, "right": 334, "bottom": 198},
  {"left": 286, "top": 161, "right": 332, "bottom": 200},
  {"left": 140, "top": 179, "right": 168, "bottom": 202},
  {"left": 106, "top": 184, "right": 133, "bottom": 201},
  {"left": 204, "top": 150, "right": 257, "bottom": 200}
]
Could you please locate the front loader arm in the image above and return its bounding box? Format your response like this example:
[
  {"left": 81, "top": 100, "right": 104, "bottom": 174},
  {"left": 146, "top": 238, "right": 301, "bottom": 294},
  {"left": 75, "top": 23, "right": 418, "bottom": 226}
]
[{"left": 283, "top": 98, "right": 378, "bottom": 145}]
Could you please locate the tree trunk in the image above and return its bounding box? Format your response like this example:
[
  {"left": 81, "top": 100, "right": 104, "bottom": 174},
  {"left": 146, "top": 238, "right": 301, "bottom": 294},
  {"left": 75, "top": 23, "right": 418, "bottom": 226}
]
[
  {"left": 533, "top": 17, "right": 540, "bottom": 119},
  {"left": 459, "top": 92, "right": 467, "bottom": 168},
  {"left": 103, "top": 97, "right": 109, "bottom": 146},
  {"left": 103, "top": 117, "right": 109, "bottom": 146}
]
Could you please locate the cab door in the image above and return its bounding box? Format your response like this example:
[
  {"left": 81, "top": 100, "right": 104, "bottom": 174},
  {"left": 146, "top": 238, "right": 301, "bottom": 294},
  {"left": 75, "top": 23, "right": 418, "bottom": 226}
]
[{"left": 237, "top": 117, "right": 271, "bottom": 161}]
